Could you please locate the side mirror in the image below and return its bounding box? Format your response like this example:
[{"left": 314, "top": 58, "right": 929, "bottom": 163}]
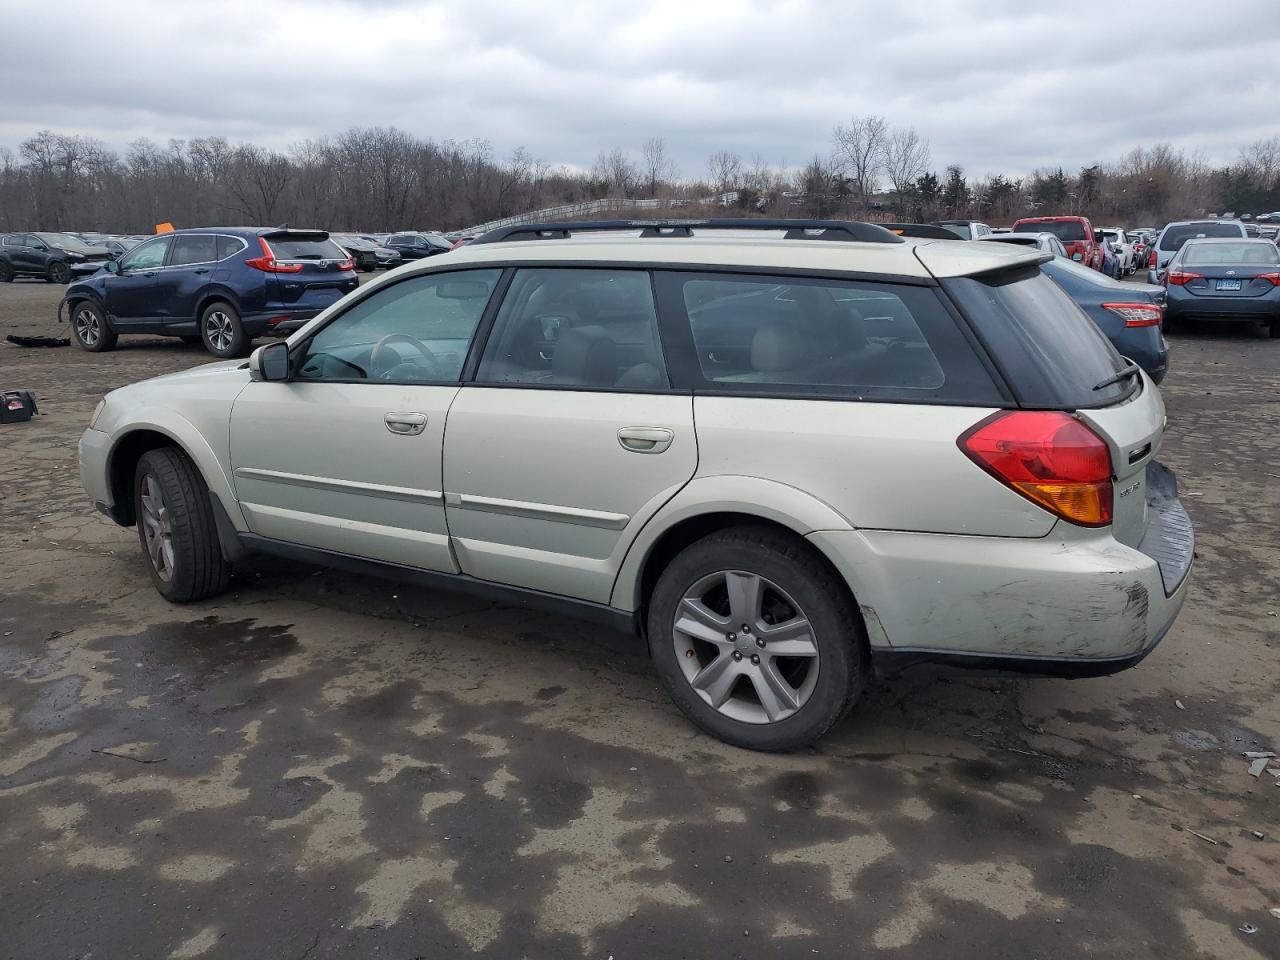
[
  {"left": 104, "top": 260, "right": 119, "bottom": 274},
  {"left": 249, "top": 341, "right": 291, "bottom": 382}
]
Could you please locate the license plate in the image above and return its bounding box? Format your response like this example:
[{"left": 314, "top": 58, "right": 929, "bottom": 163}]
[{"left": 1216, "top": 279, "right": 1242, "bottom": 291}]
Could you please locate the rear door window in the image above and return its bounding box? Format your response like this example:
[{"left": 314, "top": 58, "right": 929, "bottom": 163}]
[
  {"left": 656, "top": 272, "right": 1004, "bottom": 404},
  {"left": 169, "top": 234, "right": 219, "bottom": 266},
  {"left": 944, "top": 268, "right": 1134, "bottom": 408},
  {"left": 476, "top": 268, "right": 669, "bottom": 390}
]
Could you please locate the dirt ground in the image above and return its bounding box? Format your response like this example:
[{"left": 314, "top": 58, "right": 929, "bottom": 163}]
[{"left": 1, "top": 276, "right": 1277, "bottom": 960}]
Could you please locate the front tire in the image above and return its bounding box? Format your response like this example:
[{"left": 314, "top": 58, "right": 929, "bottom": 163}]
[
  {"left": 647, "top": 526, "right": 867, "bottom": 751},
  {"left": 134, "top": 448, "right": 231, "bottom": 602},
  {"left": 47, "top": 261, "right": 71, "bottom": 284},
  {"left": 69, "top": 301, "right": 117, "bottom": 352},
  {"left": 200, "top": 300, "right": 249, "bottom": 358}
]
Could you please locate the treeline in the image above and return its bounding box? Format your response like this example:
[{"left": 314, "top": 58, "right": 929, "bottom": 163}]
[{"left": 1, "top": 120, "right": 1278, "bottom": 233}]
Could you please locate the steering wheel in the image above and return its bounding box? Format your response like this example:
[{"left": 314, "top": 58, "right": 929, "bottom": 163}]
[{"left": 369, "top": 333, "right": 439, "bottom": 381}]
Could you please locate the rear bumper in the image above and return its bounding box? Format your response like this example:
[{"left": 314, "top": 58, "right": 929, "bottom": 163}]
[
  {"left": 810, "top": 460, "right": 1193, "bottom": 672},
  {"left": 1166, "top": 290, "right": 1280, "bottom": 320}
]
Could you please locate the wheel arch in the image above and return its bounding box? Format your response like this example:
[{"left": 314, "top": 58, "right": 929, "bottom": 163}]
[
  {"left": 612, "top": 475, "right": 875, "bottom": 641},
  {"left": 105, "top": 421, "right": 241, "bottom": 531},
  {"left": 195, "top": 287, "right": 243, "bottom": 322}
]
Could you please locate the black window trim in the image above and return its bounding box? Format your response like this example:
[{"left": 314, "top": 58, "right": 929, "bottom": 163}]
[
  {"left": 285, "top": 265, "right": 511, "bottom": 387},
  {"left": 467, "top": 265, "right": 678, "bottom": 395},
  {"left": 653, "top": 267, "right": 1015, "bottom": 408},
  {"left": 164, "top": 232, "right": 247, "bottom": 269}
]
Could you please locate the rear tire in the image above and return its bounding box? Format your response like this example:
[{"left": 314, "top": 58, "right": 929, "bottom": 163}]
[
  {"left": 0, "top": 261, "right": 12, "bottom": 282},
  {"left": 646, "top": 526, "right": 867, "bottom": 751},
  {"left": 200, "top": 300, "right": 249, "bottom": 358},
  {"left": 69, "top": 300, "right": 117, "bottom": 352},
  {"left": 47, "top": 261, "right": 71, "bottom": 284},
  {"left": 134, "top": 448, "right": 231, "bottom": 603}
]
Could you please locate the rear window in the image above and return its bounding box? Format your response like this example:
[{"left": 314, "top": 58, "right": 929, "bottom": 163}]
[
  {"left": 938, "top": 223, "right": 972, "bottom": 239},
  {"left": 264, "top": 235, "right": 346, "bottom": 260},
  {"left": 944, "top": 269, "right": 1134, "bottom": 408},
  {"left": 657, "top": 272, "right": 1004, "bottom": 404},
  {"left": 1181, "top": 241, "right": 1278, "bottom": 266},
  {"left": 1159, "top": 222, "right": 1243, "bottom": 251},
  {"left": 1014, "top": 220, "right": 1086, "bottom": 242}
]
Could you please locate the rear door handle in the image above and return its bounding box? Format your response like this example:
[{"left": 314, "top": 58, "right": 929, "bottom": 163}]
[
  {"left": 618, "top": 426, "right": 674, "bottom": 454},
  {"left": 384, "top": 412, "right": 427, "bottom": 436}
]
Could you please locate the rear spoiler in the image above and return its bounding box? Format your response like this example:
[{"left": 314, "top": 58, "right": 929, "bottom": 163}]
[{"left": 262, "top": 229, "right": 330, "bottom": 242}]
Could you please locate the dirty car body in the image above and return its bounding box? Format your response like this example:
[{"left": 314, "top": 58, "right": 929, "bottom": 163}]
[{"left": 79, "top": 219, "right": 1194, "bottom": 750}]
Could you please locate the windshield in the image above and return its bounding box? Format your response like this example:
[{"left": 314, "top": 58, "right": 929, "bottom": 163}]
[
  {"left": 937, "top": 223, "right": 972, "bottom": 240},
  {"left": 1159, "top": 222, "right": 1243, "bottom": 251},
  {"left": 34, "top": 233, "right": 97, "bottom": 254},
  {"left": 334, "top": 235, "right": 374, "bottom": 251},
  {"left": 1181, "top": 241, "right": 1278, "bottom": 266},
  {"left": 1014, "top": 220, "right": 1086, "bottom": 241}
]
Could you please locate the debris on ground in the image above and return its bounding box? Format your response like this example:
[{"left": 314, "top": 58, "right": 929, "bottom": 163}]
[
  {"left": 1248, "top": 758, "right": 1271, "bottom": 777},
  {"left": 1243, "top": 751, "right": 1276, "bottom": 759},
  {"left": 1175, "top": 699, "right": 1185, "bottom": 710},
  {"left": 1188, "top": 830, "right": 1218, "bottom": 845},
  {"left": 1239, "top": 922, "right": 1258, "bottom": 935},
  {"left": 4, "top": 334, "right": 69, "bottom": 348},
  {"left": 1270, "top": 908, "right": 1280, "bottom": 920},
  {"left": 1253, "top": 831, "right": 1265, "bottom": 840}
]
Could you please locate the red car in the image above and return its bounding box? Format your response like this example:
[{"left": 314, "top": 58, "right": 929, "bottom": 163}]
[{"left": 1011, "top": 216, "right": 1104, "bottom": 271}]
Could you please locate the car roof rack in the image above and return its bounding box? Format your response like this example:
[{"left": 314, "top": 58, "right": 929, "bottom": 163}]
[{"left": 469, "top": 218, "right": 904, "bottom": 246}]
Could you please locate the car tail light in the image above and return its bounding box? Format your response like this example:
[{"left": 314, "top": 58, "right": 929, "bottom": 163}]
[
  {"left": 1166, "top": 269, "right": 1203, "bottom": 286},
  {"left": 335, "top": 257, "right": 354, "bottom": 271},
  {"left": 245, "top": 237, "right": 304, "bottom": 273},
  {"left": 1257, "top": 272, "right": 1280, "bottom": 286},
  {"left": 1147, "top": 249, "right": 1156, "bottom": 268},
  {"left": 1102, "top": 302, "right": 1163, "bottom": 327},
  {"left": 958, "top": 411, "right": 1113, "bottom": 527}
]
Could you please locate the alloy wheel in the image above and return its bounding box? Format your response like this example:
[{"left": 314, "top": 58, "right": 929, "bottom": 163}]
[
  {"left": 673, "top": 570, "right": 820, "bottom": 724},
  {"left": 139, "top": 474, "right": 175, "bottom": 582},
  {"left": 205, "top": 311, "right": 234, "bottom": 352},
  {"left": 74, "top": 308, "right": 100, "bottom": 347}
]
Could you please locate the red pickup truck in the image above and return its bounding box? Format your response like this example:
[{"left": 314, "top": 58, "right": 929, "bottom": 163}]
[{"left": 1011, "top": 216, "right": 1104, "bottom": 271}]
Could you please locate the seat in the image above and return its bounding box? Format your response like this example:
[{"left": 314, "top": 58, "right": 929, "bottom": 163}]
[{"left": 552, "top": 325, "right": 617, "bottom": 387}]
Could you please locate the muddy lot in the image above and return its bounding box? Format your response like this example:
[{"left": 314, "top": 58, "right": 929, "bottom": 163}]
[{"left": 1, "top": 277, "right": 1277, "bottom": 959}]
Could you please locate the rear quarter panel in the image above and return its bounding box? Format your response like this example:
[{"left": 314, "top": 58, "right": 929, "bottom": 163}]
[{"left": 689, "top": 396, "right": 1058, "bottom": 537}]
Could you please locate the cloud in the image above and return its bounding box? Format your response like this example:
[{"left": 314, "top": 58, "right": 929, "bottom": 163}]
[{"left": 2, "top": 0, "right": 1277, "bottom": 178}]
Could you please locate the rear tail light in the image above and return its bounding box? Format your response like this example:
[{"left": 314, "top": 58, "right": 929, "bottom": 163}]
[
  {"left": 1166, "top": 269, "right": 1203, "bottom": 286},
  {"left": 335, "top": 257, "right": 354, "bottom": 271},
  {"left": 1102, "top": 302, "right": 1163, "bottom": 327},
  {"left": 1257, "top": 272, "right": 1280, "bottom": 286},
  {"left": 958, "top": 411, "right": 1113, "bottom": 527},
  {"left": 245, "top": 236, "right": 304, "bottom": 273},
  {"left": 1147, "top": 249, "right": 1157, "bottom": 268}
]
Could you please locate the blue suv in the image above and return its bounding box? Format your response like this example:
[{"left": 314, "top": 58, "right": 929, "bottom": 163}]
[{"left": 61, "top": 227, "right": 358, "bottom": 357}]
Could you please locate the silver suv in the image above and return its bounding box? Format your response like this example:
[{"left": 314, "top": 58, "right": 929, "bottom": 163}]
[{"left": 79, "top": 219, "right": 1194, "bottom": 751}]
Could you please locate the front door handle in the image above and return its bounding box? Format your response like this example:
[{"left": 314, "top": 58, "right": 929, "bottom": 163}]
[
  {"left": 618, "top": 426, "right": 674, "bottom": 454},
  {"left": 384, "top": 412, "right": 427, "bottom": 436}
]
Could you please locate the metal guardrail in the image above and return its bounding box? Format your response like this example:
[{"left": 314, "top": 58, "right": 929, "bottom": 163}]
[{"left": 456, "top": 195, "right": 736, "bottom": 236}]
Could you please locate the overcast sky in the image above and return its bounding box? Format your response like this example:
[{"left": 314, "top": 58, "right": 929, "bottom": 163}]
[{"left": 4, "top": 0, "right": 1278, "bottom": 179}]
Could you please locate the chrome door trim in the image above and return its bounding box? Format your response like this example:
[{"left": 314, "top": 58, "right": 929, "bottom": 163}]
[
  {"left": 449, "top": 492, "right": 630, "bottom": 530},
  {"left": 234, "top": 466, "right": 442, "bottom": 504}
]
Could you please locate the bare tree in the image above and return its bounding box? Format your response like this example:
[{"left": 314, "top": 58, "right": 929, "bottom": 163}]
[
  {"left": 592, "top": 148, "right": 637, "bottom": 198},
  {"left": 882, "top": 126, "right": 931, "bottom": 196},
  {"left": 706, "top": 150, "right": 742, "bottom": 195},
  {"left": 832, "top": 114, "right": 888, "bottom": 199},
  {"left": 640, "top": 136, "right": 674, "bottom": 197}
]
